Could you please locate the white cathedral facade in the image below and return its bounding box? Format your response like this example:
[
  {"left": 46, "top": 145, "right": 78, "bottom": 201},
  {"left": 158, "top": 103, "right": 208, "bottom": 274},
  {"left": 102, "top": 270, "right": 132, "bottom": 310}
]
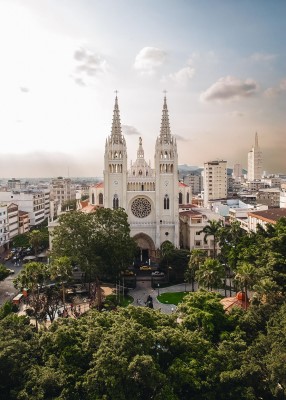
[{"left": 89, "top": 95, "right": 191, "bottom": 261}]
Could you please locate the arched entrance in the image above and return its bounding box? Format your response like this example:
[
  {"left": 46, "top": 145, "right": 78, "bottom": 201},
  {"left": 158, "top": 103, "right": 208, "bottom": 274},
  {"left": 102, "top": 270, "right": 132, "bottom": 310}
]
[{"left": 133, "top": 233, "right": 156, "bottom": 265}]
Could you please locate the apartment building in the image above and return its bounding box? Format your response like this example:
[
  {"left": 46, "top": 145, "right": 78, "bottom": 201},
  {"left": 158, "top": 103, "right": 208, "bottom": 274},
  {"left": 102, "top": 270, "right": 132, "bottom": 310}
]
[
  {"left": 203, "top": 160, "right": 227, "bottom": 207},
  {"left": 0, "top": 190, "right": 48, "bottom": 226}
]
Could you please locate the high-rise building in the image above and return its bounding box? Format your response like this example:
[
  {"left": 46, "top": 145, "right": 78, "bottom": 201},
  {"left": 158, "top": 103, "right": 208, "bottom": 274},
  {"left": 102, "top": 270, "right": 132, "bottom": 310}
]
[
  {"left": 89, "top": 95, "right": 189, "bottom": 260},
  {"left": 203, "top": 160, "right": 227, "bottom": 207},
  {"left": 247, "top": 132, "right": 263, "bottom": 181}
]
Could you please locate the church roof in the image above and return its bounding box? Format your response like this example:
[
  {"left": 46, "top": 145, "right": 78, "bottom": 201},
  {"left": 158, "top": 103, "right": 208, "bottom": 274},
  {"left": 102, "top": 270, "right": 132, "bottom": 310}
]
[
  {"left": 95, "top": 182, "right": 104, "bottom": 188},
  {"left": 179, "top": 182, "right": 189, "bottom": 187}
]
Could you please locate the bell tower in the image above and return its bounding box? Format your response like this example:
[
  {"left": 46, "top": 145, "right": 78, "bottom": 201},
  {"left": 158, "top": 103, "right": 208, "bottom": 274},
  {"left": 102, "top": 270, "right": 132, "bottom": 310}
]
[
  {"left": 154, "top": 95, "right": 179, "bottom": 248},
  {"left": 103, "top": 94, "right": 127, "bottom": 209}
]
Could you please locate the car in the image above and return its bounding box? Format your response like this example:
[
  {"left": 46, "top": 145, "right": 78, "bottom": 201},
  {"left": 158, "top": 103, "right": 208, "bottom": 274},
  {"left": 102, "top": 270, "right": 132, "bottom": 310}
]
[
  {"left": 123, "top": 270, "right": 134, "bottom": 276},
  {"left": 151, "top": 271, "right": 165, "bottom": 277},
  {"left": 7, "top": 269, "right": 15, "bottom": 275},
  {"left": 140, "top": 265, "right": 152, "bottom": 271}
]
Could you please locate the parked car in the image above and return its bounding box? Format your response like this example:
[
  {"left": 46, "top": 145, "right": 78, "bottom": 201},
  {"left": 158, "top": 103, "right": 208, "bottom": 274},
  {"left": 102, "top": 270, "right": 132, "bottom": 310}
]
[
  {"left": 123, "top": 270, "right": 134, "bottom": 276},
  {"left": 140, "top": 265, "right": 152, "bottom": 271},
  {"left": 7, "top": 269, "right": 15, "bottom": 275},
  {"left": 151, "top": 271, "right": 165, "bottom": 277}
]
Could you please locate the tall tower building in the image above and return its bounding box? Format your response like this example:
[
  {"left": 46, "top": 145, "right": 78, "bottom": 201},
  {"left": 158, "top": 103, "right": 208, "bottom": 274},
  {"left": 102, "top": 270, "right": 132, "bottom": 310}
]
[
  {"left": 247, "top": 132, "right": 263, "bottom": 181},
  {"left": 90, "top": 95, "right": 183, "bottom": 261},
  {"left": 203, "top": 160, "right": 227, "bottom": 207}
]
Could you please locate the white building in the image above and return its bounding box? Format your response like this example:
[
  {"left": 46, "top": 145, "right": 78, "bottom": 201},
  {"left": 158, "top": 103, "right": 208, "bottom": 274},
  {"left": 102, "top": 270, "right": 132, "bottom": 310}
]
[
  {"left": 50, "top": 177, "right": 76, "bottom": 206},
  {"left": 180, "top": 207, "right": 222, "bottom": 257},
  {"left": 280, "top": 190, "right": 286, "bottom": 208},
  {"left": 89, "top": 95, "right": 182, "bottom": 261},
  {"left": 0, "top": 190, "right": 48, "bottom": 227},
  {"left": 247, "top": 132, "right": 263, "bottom": 181},
  {"left": 248, "top": 209, "right": 286, "bottom": 233},
  {"left": 183, "top": 172, "right": 203, "bottom": 194},
  {"left": 0, "top": 204, "right": 9, "bottom": 253},
  {"left": 203, "top": 160, "right": 227, "bottom": 207}
]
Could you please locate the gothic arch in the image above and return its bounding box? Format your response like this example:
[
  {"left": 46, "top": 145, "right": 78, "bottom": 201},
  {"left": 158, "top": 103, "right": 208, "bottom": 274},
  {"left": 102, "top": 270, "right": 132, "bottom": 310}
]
[{"left": 133, "top": 233, "right": 156, "bottom": 260}]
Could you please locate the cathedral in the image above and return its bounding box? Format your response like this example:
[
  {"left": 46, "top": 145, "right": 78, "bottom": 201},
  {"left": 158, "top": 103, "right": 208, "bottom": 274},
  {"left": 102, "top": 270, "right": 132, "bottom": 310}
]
[{"left": 89, "top": 95, "right": 191, "bottom": 261}]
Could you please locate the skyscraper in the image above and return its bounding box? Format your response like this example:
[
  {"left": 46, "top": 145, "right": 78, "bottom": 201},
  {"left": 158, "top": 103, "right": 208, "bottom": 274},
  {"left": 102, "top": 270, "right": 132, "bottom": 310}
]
[
  {"left": 203, "top": 160, "right": 227, "bottom": 207},
  {"left": 247, "top": 132, "right": 263, "bottom": 181}
]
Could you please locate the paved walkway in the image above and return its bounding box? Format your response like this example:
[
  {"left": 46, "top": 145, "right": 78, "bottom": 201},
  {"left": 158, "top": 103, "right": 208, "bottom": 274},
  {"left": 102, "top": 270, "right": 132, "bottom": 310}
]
[{"left": 129, "top": 280, "right": 196, "bottom": 314}]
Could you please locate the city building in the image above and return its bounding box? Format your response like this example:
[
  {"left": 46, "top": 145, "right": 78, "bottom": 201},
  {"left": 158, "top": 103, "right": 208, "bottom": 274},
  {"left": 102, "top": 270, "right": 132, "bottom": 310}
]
[
  {"left": 248, "top": 208, "right": 286, "bottom": 233},
  {"left": 247, "top": 132, "right": 263, "bottom": 181},
  {"left": 256, "top": 188, "right": 281, "bottom": 208},
  {"left": 0, "top": 190, "right": 48, "bottom": 227},
  {"left": 179, "top": 207, "right": 222, "bottom": 257},
  {"left": 0, "top": 204, "right": 9, "bottom": 253},
  {"left": 183, "top": 171, "right": 203, "bottom": 195},
  {"left": 89, "top": 95, "right": 183, "bottom": 261},
  {"left": 203, "top": 160, "right": 227, "bottom": 207},
  {"left": 50, "top": 177, "right": 76, "bottom": 206}
]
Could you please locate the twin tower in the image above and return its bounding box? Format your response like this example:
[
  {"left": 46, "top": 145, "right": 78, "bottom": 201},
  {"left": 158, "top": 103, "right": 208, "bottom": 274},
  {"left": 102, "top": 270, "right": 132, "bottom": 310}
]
[{"left": 90, "top": 95, "right": 180, "bottom": 260}]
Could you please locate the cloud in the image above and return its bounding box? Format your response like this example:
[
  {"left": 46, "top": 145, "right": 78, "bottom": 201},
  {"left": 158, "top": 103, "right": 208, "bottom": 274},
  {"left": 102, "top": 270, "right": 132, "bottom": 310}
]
[
  {"left": 250, "top": 52, "right": 277, "bottom": 62},
  {"left": 134, "top": 47, "right": 166, "bottom": 75},
  {"left": 200, "top": 76, "right": 259, "bottom": 102},
  {"left": 228, "top": 111, "right": 244, "bottom": 117},
  {"left": 264, "top": 79, "right": 286, "bottom": 98},
  {"left": 72, "top": 47, "right": 108, "bottom": 85},
  {"left": 122, "top": 125, "right": 140, "bottom": 136},
  {"left": 20, "top": 87, "right": 29, "bottom": 93},
  {"left": 174, "top": 134, "right": 188, "bottom": 142},
  {"left": 169, "top": 64, "right": 195, "bottom": 86}
]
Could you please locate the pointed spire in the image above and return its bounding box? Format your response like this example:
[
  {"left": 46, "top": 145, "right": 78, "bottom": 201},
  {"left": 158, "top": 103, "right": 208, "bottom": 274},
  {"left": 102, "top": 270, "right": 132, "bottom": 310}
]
[
  {"left": 137, "top": 137, "right": 144, "bottom": 159},
  {"left": 159, "top": 94, "right": 171, "bottom": 143},
  {"left": 255, "top": 132, "right": 259, "bottom": 148},
  {"left": 111, "top": 94, "right": 123, "bottom": 144}
]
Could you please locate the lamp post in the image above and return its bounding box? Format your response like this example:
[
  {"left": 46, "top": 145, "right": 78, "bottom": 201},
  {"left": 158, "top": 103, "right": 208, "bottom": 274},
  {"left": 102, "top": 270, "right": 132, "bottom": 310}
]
[
  {"left": 184, "top": 280, "right": 187, "bottom": 292},
  {"left": 157, "top": 283, "right": 160, "bottom": 296}
]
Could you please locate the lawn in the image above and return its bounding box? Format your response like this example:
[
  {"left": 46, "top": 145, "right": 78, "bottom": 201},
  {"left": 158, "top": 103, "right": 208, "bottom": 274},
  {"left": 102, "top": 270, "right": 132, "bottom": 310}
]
[
  {"left": 105, "top": 294, "right": 134, "bottom": 307},
  {"left": 157, "top": 291, "right": 189, "bottom": 306}
]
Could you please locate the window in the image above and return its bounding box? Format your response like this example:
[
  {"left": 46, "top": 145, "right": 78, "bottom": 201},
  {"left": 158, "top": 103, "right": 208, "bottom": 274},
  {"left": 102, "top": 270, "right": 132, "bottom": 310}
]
[
  {"left": 99, "top": 193, "right": 103, "bottom": 205},
  {"left": 113, "top": 194, "right": 119, "bottom": 209},
  {"left": 178, "top": 192, "right": 183, "bottom": 204},
  {"left": 187, "top": 192, "right": 190, "bottom": 203},
  {"left": 195, "top": 240, "right": 201, "bottom": 246},
  {"left": 164, "top": 195, "right": 170, "bottom": 210},
  {"left": 92, "top": 193, "right": 95, "bottom": 204}
]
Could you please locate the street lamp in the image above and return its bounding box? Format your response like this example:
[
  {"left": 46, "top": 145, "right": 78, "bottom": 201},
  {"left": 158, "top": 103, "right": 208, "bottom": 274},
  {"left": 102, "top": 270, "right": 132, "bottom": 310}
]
[
  {"left": 157, "top": 283, "right": 160, "bottom": 296},
  {"left": 184, "top": 280, "right": 187, "bottom": 292}
]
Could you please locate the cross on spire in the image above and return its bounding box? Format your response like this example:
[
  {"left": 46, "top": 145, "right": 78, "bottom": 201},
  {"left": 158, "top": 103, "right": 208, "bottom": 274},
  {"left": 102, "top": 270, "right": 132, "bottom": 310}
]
[{"left": 114, "top": 89, "right": 119, "bottom": 96}]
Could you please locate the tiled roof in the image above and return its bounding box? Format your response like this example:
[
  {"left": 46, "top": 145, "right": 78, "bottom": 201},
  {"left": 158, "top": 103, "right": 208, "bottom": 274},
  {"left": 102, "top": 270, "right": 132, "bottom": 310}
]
[
  {"left": 248, "top": 208, "right": 286, "bottom": 222},
  {"left": 179, "top": 182, "right": 189, "bottom": 187},
  {"left": 95, "top": 182, "right": 104, "bottom": 188}
]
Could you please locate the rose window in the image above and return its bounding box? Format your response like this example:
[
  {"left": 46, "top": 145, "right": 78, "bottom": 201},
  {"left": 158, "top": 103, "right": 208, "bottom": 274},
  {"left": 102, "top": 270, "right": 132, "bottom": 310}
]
[{"left": 131, "top": 198, "right": 151, "bottom": 218}]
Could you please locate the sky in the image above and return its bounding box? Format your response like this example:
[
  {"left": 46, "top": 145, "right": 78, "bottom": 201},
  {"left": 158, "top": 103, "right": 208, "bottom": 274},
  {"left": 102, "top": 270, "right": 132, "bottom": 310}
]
[{"left": 0, "top": 0, "right": 285, "bottom": 178}]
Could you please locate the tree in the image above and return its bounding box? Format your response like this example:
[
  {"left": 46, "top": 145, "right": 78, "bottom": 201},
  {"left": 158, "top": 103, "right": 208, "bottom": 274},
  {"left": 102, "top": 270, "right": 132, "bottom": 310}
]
[
  {"left": 0, "top": 264, "right": 10, "bottom": 281},
  {"left": 234, "top": 262, "right": 258, "bottom": 309},
  {"left": 185, "top": 249, "right": 206, "bottom": 291},
  {"left": 49, "top": 256, "right": 73, "bottom": 308},
  {"left": 14, "top": 261, "right": 49, "bottom": 331},
  {"left": 51, "top": 208, "right": 136, "bottom": 309},
  {"left": 195, "top": 258, "right": 224, "bottom": 291},
  {"left": 199, "top": 219, "right": 223, "bottom": 258},
  {"left": 160, "top": 241, "right": 175, "bottom": 280},
  {"left": 28, "top": 229, "right": 44, "bottom": 257}
]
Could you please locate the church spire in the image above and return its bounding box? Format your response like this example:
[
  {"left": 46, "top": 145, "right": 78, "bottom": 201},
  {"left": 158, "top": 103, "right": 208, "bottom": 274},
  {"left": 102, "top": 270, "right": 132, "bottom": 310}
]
[
  {"left": 159, "top": 94, "right": 171, "bottom": 143},
  {"left": 137, "top": 137, "right": 144, "bottom": 159},
  {"left": 110, "top": 94, "right": 123, "bottom": 144}
]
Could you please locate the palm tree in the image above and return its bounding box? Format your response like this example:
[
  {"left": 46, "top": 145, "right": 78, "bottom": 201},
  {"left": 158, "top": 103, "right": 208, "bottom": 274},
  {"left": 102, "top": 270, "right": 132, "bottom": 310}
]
[
  {"left": 195, "top": 258, "right": 224, "bottom": 291},
  {"left": 185, "top": 249, "right": 206, "bottom": 291},
  {"left": 200, "top": 220, "right": 223, "bottom": 259},
  {"left": 50, "top": 256, "right": 73, "bottom": 308},
  {"left": 234, "top": 262, "right": 257, "bottom": 309},
  {"left": 28, "top": 230, "right": 43, "bottom": 257}
]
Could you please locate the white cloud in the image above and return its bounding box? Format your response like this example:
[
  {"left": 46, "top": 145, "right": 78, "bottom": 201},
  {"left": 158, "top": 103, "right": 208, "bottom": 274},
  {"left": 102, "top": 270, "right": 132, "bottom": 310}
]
[
  {"left": 122, "top": 125, "right": 140, "bottom": 136},
  {"left": 134, "top": 47, "right": 166, "bottom": 75},
  {"left": 250, "top": 52, "right": 277, "bottom": 62},
  {"left": 73, "top": 47, "right": 108, "bottom": 85},
  {"left": 264, "top": 79, "right": 286, "bottom": 98},
  {"left": 200, "top": 76, "right": 259, "bottom": 102},
  {"left": 169, "top": 64, "right": 195, "bottom": 86}
]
